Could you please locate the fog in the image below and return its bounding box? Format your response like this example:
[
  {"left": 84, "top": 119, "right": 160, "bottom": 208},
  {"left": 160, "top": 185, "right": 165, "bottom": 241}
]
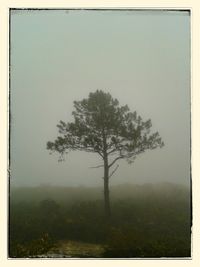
[{"left": 10, "top": 9, "right": 190, "bottom": 187}]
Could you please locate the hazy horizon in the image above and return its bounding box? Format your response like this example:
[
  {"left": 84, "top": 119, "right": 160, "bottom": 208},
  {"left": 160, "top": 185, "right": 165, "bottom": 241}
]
[
  {"left": 11, "top": 181, "right": 190, "bottom": 188},
  {"left": 10, "top": 9, "right": 190, "bottom": 188}
]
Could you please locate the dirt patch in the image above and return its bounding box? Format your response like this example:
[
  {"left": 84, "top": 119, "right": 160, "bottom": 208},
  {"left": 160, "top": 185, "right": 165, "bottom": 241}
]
[{"left": 47, "top": 240, "right": 105, "bottom": 258}]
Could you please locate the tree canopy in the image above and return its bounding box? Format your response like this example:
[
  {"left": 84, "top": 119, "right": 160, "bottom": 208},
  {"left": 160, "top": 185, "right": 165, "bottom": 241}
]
[{"left": 47, "top": 90, "right": 164, "bottom": 166}]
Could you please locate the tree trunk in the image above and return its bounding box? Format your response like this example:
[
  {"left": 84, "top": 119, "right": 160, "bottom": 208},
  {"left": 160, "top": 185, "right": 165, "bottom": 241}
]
[{"left": 104, "top": 158, "right": 111, "bottom": 218}]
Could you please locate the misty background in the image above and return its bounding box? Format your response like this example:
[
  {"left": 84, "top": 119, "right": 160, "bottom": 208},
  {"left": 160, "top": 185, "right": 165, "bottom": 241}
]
[{"left": 10, "top": 9, "right": 190, "bottom": 188}]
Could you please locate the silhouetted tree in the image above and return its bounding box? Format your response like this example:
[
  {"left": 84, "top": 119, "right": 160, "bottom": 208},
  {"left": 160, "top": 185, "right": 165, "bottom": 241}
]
[{"left": 47, "top": 90, "right": 164, "bottom": 218}]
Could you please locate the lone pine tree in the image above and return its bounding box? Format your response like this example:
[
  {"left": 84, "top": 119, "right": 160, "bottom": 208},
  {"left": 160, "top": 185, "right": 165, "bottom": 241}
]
[{"left": 47, "top": 90, "right": 164, "bottom": 218}]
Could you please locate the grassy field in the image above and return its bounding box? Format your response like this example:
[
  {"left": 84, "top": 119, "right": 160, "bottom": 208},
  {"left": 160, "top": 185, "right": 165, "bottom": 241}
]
[{"left": 9, "top": 182, "right": 191, "bottom": 258}]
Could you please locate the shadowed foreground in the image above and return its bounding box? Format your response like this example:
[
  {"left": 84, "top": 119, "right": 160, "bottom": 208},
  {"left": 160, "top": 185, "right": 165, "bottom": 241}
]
[{"left": 9, "top": 183, "right": 191, "bottom": 258}]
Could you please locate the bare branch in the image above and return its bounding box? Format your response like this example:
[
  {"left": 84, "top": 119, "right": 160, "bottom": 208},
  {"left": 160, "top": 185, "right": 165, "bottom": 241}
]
[
  {"left": 109, "top": 164, "right": 119, "bottom": 178},
  {"left": 89, "top": 164, "right": 104, "bottom": 169},
  {"left": 108, "top": 156, "right": 124, "bottom": 168},
  {"left": 97, "top": 151, "right": 104, "bottom": 158},
  {"left": 107, "top": 148, "right": 118, "bottom": 155}
]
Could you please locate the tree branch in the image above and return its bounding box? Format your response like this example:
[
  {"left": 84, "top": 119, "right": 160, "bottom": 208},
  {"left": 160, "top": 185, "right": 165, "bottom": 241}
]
[
  {"left": 97, "top": 151, "right": 104, "bottom": 158},
  {"left": 89, "top": 164, "right": 104, "bottom": 169},
  {"left": 109, "top": 164, "right": 119, "bottom": 178},
  {"left": 107, "top": 148, "right": 118, "bottom": 155},
  {"left": 108, "top": 156, "right": 124, "bottom": 168}
]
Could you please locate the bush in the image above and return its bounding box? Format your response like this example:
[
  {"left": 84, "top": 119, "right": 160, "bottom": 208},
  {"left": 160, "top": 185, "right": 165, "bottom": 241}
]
[{"left": 9, "top": 233, "right": 55, "bottom": 258}]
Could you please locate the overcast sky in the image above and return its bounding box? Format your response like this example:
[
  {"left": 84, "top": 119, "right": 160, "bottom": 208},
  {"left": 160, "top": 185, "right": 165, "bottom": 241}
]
[{"left": 10, "top": 9, "right": 190, "bottom": 187}]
